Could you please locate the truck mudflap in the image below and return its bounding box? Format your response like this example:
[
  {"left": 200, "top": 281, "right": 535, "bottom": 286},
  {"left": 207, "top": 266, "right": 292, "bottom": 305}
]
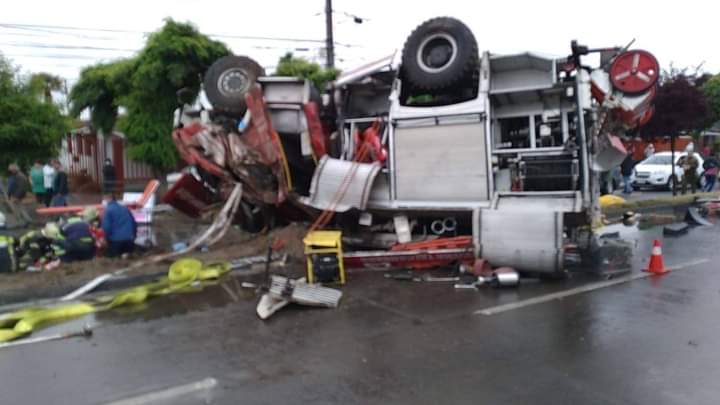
[{"left": 478, "top": 210, "right": 564, "bottom": 273}]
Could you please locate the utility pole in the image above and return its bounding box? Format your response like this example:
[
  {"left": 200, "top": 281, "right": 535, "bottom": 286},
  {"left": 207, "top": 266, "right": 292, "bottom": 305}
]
[{"left": 325, "top": 0, "right": 335, "bottom": 69}]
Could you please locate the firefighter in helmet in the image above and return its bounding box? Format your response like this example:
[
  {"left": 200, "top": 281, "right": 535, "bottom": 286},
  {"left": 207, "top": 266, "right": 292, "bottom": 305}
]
[{"left": 48, "top": 211, "right": 97, "bottom": 263}]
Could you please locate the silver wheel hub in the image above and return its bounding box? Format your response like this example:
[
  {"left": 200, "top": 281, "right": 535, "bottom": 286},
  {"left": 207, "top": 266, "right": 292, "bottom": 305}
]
[
  {"left": 416, "top": 33, "right": 458, "bottom": 74},
  {"left": 218, "top": 68, "right": 250, "bottom": 97}
]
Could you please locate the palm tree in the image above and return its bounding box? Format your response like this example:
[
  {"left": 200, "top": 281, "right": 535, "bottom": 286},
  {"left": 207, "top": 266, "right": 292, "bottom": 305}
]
[{"left": 28, "top": 72, "right": 64, "bottom": 104}]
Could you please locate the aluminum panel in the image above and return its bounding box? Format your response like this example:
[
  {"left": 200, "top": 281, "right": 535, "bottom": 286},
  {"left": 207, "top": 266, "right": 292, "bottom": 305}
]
[
  {"left": 480, "top": 210, "right": 562, "bottom": 273},
  {"left": 495, "top": 196, "right": 579, "bottom": 212},
  {"left": 258, "top": 77, "right": 309, "bottom": 104},
  {"left": 268, "top": 108, "right": 303, "bottom": 134},
  {"left": 394, "top": 122, "right": 489, "bottom": 202}
]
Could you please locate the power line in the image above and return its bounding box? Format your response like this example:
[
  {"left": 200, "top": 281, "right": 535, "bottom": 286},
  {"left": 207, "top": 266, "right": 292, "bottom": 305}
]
[
  {"left": 0, "top": 41, "right": 136, "bottom": 52},
  {"left": 2, "top": 53, "right": 113, "bottom": 60},
  {"left": 0, "top": 24, "right": 127, "bottom": 41},
  {"left": 0, "top": 22, "right": 360, "bottom": 47}
]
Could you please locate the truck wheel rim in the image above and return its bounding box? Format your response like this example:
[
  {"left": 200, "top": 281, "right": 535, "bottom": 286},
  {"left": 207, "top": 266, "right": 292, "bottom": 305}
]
[
  {"left": 218, "top": 68, "right": 250, "bottom": 98},
  {"left": 416, "top": 33, "right": 458, "bottom": 74}
]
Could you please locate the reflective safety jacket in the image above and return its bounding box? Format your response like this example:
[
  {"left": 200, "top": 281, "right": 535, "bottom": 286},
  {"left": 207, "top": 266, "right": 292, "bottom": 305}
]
[
  {"left": 0, "top": 235, "right": 17, "bottom": 273},
  {"left": 17, "top": 231, "right": 53, "bottom": 268}
]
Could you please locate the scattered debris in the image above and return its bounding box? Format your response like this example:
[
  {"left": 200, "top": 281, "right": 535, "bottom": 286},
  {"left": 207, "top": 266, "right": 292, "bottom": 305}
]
[
  {"left": 470, "top": 258, "right": 492, "bottom": 277},
  {"left": 686, "top": 207, "right": 713, "bottom": 227},
  {"left": 454, "top": 268, "right": 521, "bottom": 290},
  {"left": 256, "top": 275, "right": 343, "bottom": 320},
  {"left": 663, "top": 223, "right": 690, "bottom": 237},
  {"left": 384, "top": 270, "right": 420, "bottom": 282}
]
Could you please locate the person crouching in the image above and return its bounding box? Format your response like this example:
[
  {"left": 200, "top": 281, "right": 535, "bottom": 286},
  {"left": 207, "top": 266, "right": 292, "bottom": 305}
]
[
  {"left": 45, "top": 219, "right": 96, "bottom": 263},
  {"left": 101, "top": 192, "right": 137, "bottom": 258}
]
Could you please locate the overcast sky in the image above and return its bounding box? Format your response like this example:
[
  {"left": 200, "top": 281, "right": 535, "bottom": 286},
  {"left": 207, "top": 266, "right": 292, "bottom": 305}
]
[{"left": 1, "top": 0, "right": 716, "bottom": 86}]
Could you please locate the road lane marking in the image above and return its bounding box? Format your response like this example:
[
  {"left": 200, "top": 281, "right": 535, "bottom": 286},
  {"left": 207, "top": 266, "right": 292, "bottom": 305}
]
[
  {"left": 474, "top": 259, "right": 710, "bottom": 316},
  {"left": 102, "top": 377, "right": 217, "bottom": 405}
]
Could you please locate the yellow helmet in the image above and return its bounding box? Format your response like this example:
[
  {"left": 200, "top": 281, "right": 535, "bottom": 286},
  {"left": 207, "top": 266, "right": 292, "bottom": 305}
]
[
  {"left": 81, "top": 206, "right": 98, "bottom": 222},
  {"left": 42, "top": 222, "right": 61, "bottom": 239}
]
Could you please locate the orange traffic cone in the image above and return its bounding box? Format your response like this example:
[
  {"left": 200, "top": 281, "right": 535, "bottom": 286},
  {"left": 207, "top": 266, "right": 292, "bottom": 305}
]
[{"left": 644, "top": 239, "right": 670, "bottom": 275}]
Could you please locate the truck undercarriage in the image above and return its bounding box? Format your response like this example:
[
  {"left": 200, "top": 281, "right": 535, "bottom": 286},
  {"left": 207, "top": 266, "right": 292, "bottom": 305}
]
[{"left": 165, "top": 17, "right": 658, "bottom": 276}]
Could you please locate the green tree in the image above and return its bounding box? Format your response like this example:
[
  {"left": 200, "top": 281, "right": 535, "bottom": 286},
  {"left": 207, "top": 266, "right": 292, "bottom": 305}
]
[
  {"left": 28, "top": 72, "right": 64, "bottom": 104},
  {"left": 70, "top": 59, "right": 133, "bottom": 135},
  {"left": 703, "top": 74, "right": 720, "bottom": 125},
  {"left": 0, "top": 54, "right": 69, "bottom": 172},
  {"left": 641, "top": 73, "right": 711, "bottom": 138},
  {"left": 274, "top": 53, "right": 340, "bottom": 91},
  {"left": 69, "top": 19, "right": 230, "bottom": 171}
]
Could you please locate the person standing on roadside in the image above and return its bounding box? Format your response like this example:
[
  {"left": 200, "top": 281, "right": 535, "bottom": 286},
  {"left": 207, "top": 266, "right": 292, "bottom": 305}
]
[
  {"left": 29, "top": 160, "right": 46, "bottom": 204},
  {"left": 42, "top": 160, "right": 56, "bottom": 207},
  {"left": 6, "top": 164, "right": 31, "bottom": 224},
  {"left": 679, "top": 145, "right": 700, "bottom": 195},
  {"left": 6, "top": 164, "right": 29, "bottom": 203},
  {"left": 702, "top": 155, "right": 719, "bottom": 192},
  {"left": 102, "top": 158, "right": 116, "bottom": 193},
  {"left": 51, "top": 160, "right": 69, "bottom": 207},
  {"left": 644, "top": 143, "right": 655, "bottom": 159},
  {"left": 620, "top": 147, "right": 635, "bottom": 195},
  {"left": 703, "top": 144, "right": 712, "bottom": 158}
]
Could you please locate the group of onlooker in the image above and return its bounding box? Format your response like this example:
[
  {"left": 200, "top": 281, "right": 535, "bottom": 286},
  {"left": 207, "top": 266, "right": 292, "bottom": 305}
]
[
  {"left": 614, "top": 142, "right": 720, "bottom": 196},
  {"left": 7, "top": 159, "right": 69, "bottom": 207}
]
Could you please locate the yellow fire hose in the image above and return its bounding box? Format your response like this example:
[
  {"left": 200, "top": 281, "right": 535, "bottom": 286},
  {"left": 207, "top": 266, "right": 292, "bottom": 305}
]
[{"left": 0, "top": 258, "right": 230, "bottom": 343}]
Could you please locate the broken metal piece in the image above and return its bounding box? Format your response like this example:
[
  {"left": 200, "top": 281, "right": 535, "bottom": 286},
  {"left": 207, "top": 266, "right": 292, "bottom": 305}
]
[
  {"left": 663, "top": 223, "right": 690, "bottom": 237},
  {"left": 421, "top": 275, "right": 460, "bottom": 282},
  {"left": 257, "top": 276, "right": 343, "bottom": 320},
  {"left": 301, "top": 156, "right": 382, "bottom": 212},
  {"left": 686, "top": 207, "right": 713, "bottom": 227},
  {"left": 256, "top": 293, "right": 291, "bottom": 320},
  {"left": 454, "top": 268, "right": 520, "bottom": 290},
  {"left": 384, "top": 271, "right": 420, "bottom": 282},
  {"left": 393, "top": 215, "right": 412, "bottom": 244},
  {"left": 229, "top": 253, "right": 286, "bottom": 270}
]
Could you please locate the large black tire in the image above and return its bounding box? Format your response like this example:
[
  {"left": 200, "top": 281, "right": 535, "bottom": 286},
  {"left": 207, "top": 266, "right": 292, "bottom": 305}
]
[
  {"left": 204, "top": 55, "right": 265, "bottom": 115},
  {"left": 400, "top": 17, "right": 479, "bottom": 91}
]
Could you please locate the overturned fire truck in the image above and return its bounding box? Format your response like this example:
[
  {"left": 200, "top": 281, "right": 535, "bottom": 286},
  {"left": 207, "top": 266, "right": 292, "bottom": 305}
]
[{"left": 166, "top": 17, "right": 658, "bottom": 276}]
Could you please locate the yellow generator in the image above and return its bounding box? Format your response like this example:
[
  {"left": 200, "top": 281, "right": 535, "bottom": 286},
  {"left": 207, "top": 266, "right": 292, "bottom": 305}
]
[{"left": 303, "top": 231, "right": 345, "bottom": 285}]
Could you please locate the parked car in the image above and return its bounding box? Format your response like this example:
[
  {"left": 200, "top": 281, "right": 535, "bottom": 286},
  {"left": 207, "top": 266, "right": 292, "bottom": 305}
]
[{"left": 632, "top": 151, "right": 704, "bottom": 190}]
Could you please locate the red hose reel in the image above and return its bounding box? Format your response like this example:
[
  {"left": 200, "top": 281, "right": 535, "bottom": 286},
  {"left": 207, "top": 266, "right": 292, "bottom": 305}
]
[{"left": 610, "top": 50, "right": 659, "bottom": 94}]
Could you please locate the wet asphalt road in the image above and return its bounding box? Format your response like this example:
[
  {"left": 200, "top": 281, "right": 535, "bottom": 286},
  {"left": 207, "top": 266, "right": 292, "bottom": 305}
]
[{"left": 1, "top": 223, "right": 720, "bottom": 404}]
